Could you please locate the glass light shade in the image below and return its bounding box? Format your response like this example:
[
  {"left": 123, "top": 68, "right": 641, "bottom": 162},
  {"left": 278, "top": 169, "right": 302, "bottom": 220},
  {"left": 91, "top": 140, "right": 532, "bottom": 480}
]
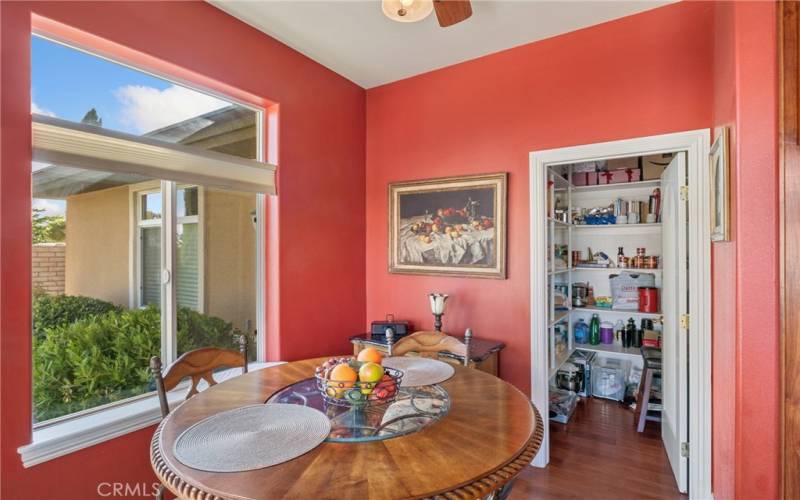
[
  {"left": 429, "top": 293, "right": 449, "bottom": 315},
  {"left": 382, "top": 0, "right": 434, "bottom": 23}
]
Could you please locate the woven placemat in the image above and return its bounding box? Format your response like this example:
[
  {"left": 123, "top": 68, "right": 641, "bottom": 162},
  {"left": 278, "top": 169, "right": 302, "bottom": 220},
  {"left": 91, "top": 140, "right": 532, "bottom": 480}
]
[
  {"left": 382, "top": 357, "right": 455, "bottom": 387},
  {"left": 173, "top": 404, "right": 330, "bottom": 472}
]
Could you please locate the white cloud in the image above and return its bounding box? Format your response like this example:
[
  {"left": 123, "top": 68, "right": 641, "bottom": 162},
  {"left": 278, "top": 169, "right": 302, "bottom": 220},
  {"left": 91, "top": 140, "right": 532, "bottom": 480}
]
[
  {"left": 33, "top": 198, "right": 66, "bottom": 217},
  {"left": 31, "top": 101, "right": 56, "bottom": 117},
  {"left": 114, "top": 84, "right": 229, "bottom": 134}
]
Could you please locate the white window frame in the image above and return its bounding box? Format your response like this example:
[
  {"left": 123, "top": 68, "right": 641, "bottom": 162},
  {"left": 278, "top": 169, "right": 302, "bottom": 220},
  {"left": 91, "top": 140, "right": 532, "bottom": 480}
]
[
  {"left": 132, "top": 184, "right": 205, "bottom": 314},
  {"left": 24, "top": 34, "right": 275, "bottom": 466}
]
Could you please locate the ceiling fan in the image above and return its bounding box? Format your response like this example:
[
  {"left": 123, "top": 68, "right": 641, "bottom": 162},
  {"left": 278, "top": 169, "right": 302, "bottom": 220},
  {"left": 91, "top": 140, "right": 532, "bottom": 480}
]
[{"left": 382, "top": 0, "right": 473, "bottom": 27}]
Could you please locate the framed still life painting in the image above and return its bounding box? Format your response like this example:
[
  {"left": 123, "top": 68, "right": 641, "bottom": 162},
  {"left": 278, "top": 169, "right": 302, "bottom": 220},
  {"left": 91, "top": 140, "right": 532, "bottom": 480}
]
[
  {"left": 710, "top": 127, "right": 730, "bottom": 242},
  {"left": 388, "top": 173, "right": 507, "bottom": 279}
]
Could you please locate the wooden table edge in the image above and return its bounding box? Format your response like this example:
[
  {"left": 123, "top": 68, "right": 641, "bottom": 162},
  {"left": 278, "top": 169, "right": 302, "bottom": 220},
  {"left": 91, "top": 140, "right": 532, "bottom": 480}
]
[{"left": 150, "top": 365, "right": 544, "bottom": 500}]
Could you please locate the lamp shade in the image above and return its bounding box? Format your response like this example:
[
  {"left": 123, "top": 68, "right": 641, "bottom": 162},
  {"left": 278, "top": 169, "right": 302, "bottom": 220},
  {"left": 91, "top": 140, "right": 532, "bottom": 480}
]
[
  {"left": 429, "top": 293, "right": 449, "bottom": 315},
  {"left": 382, "top": 0, "right": 434, "bottom": 23}
]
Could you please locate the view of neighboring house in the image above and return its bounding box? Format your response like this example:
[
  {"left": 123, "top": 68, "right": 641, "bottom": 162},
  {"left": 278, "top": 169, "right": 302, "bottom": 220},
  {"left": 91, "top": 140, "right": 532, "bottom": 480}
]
[{"left": 32, "top": 107, "right": 258, "bottom": 333}]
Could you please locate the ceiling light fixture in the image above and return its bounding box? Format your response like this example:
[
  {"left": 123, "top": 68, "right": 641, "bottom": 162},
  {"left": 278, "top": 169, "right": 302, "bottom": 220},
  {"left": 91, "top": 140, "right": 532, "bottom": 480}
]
[{"left": 382, "top": 0, "right": 434, "bottom": 23}]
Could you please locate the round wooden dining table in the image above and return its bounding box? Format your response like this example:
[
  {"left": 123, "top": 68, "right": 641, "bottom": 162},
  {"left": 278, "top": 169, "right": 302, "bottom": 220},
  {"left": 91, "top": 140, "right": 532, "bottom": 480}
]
[{"left": 151, "top": 357, "right": 543, "bottom": 499}]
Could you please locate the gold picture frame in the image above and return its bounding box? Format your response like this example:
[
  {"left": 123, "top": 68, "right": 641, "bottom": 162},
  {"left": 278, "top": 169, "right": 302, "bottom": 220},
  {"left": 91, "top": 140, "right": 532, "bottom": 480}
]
[
  {"left": 710, "top": 127, "right": 730, "bottom": 242},
  {"left": 388, "top": 173, "right": 507, "bottom": 279}
]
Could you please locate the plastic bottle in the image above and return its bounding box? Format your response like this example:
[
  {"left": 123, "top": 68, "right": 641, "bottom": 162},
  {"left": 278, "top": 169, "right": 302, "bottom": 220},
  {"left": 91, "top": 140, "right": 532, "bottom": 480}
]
[
  {"left": 589, "top": 314, "right": 601, "bottom": 345},
  {"left": 574, "top": 319, "right": 589, "bottom": 344},
  {"left": 614, "top": 320, "right": 625, "bottom": 346},
  {"left": 625, "top": 318, "right": 637, "bottom": 349}
]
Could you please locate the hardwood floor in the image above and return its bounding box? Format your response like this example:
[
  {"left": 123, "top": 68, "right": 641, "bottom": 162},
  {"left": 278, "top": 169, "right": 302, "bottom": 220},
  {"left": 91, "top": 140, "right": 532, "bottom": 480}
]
[{"left": 512, "top": 398, "right": 685, "bottom": 499}]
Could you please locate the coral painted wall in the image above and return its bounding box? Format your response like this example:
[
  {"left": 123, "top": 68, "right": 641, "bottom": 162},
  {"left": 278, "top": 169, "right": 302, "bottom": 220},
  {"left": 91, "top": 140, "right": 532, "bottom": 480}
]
[
  {"left": 0, "top": 1, "right": 364, "bottom": 498},
  {"left": 711, "top": 2, "right": 780, "bottom": 499},
  {"left": 366, "top": 0, "right": 715, "bottom": 395}
]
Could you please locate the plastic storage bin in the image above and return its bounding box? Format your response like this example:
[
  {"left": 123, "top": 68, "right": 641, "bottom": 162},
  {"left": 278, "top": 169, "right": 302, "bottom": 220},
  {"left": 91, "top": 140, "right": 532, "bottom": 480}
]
[
  {"left": 548, "top": 387, "right": 578, "bottom": 424},
  {"left": 591, "top": 356, "right": 631, "bottom": 401}
]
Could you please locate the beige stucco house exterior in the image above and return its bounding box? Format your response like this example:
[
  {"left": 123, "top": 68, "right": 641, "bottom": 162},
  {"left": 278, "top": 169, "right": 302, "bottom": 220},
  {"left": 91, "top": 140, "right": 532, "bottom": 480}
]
[{"left": 33, "top": 106, "right": 259, "bottom": 331}]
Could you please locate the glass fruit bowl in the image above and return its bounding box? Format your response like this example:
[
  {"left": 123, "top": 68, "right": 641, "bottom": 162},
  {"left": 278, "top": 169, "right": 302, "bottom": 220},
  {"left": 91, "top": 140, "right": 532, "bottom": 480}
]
[{"left": 314, "top": 358, "right": 404, "bottom": 407}]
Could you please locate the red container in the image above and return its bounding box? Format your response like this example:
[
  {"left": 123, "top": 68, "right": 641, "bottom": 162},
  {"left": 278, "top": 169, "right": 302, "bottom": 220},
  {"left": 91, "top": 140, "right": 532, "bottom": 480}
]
[{"left": 638, "top": 287, "right": 659, "bottom": 313}]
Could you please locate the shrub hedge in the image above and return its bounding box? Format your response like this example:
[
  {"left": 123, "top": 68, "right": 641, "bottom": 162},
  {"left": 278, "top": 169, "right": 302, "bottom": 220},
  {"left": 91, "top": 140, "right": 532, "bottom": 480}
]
[
  {"left": 33, "top": 294, "right": 248, "bottom": 422},
  {"left": 33, "top": 291, "right": 121, "bottom": 339}
]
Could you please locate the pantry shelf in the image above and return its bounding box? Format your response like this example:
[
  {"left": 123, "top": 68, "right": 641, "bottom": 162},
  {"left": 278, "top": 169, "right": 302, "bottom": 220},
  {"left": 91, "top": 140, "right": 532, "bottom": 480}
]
[
  {"left": 572, "top": 223, "right": 662, "bottom": 235},
  {"left": 573, "top": 266, "right": 662, "bottom": 274},
  {"left": 549, "top": 310, "right": 570, "bottom": 327},
  {"left": 548, "top": 169, "right": 571, "bottom": 188},
  {"left": 575, "top": 344, "right": 642, "bottom": 359},
  {"left": 571, "top": 179, "right": 661, "bottom": 193},
  {"left": 572, "top": 306, "right": 662, "bottom": 321},
  {"left": 547, "top": 218, "right": 571, "bottom": 227}
]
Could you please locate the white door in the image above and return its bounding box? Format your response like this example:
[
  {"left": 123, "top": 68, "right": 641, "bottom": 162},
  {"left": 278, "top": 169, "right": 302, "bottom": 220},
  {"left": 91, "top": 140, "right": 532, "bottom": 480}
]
[{"left": 660, "top": 152, "right": 689, "bottom": 493}]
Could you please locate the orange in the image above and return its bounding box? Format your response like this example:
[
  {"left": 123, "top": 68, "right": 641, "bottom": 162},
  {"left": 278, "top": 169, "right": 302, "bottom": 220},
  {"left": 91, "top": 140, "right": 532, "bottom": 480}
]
[
  {"left": 328, "top": 363, "right": 358, "bottom": 398},
  {"left": 357, "top": 347, "right": 383, "bottom": 364}
]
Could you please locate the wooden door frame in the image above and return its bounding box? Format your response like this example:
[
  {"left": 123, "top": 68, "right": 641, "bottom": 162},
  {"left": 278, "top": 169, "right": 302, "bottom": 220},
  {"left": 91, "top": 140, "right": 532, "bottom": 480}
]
[
  {"left": 780, "top": 2, "right": 800, "bottom": 498},
  {"left": 529, "top": 129, "right": 712, "bottom": 499}
]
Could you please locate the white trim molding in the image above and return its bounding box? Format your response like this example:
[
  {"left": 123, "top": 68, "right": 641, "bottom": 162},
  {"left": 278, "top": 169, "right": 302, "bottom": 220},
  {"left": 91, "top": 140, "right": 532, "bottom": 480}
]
[
  {"left": 18, "top": 362, "right": 285, "bottom": 468},
  {"left": 529, "top": 129, "right": 712, "bottom": 500}
]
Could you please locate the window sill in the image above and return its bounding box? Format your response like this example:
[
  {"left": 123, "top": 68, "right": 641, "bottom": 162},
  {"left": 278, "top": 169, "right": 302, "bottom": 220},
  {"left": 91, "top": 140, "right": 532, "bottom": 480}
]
[{"left": 18, "top": 361, "right": 285, "bottom": 468}]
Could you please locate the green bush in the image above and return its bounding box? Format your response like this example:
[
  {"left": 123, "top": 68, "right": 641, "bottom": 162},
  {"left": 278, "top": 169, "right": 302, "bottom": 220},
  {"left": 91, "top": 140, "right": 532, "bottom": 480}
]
[
  {"left": 177, "top": 307, "right": 243, "bottom": 354},
  {"left": 33, "top": 306, "right": 161, "bottom": 421},
  {"left": 33, "top": 291, "right": 121, "bottom": 340},
  {"left": 33, "top": 297, "right": 248, "bottom": 422}
]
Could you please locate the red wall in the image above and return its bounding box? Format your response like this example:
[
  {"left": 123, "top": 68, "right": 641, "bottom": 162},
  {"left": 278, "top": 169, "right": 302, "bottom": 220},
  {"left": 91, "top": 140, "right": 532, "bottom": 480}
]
[
  {"left": 0, "top": 1, "right": 781, "bottom": 498},
  {"left": 366, "top": 1, "right": 715, "bottom": 395},
  {"left": 711, "top": 2, "right": 780, "bottom": 499},
  {"left": 0, "top": 1, "right": 365, "bottom": 498}
]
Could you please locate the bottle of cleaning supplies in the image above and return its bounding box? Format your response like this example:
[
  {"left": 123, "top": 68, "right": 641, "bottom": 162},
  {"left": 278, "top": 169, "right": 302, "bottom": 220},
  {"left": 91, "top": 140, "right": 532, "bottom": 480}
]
[{"left": 574, "top": 319, "right": 589, "bottom": 344}]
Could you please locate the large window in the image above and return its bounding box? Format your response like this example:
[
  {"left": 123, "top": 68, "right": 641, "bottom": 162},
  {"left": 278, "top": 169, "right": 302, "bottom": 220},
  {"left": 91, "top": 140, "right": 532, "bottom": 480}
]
[{"left": 31, "top": 36, "right": 271, "bottom": 424}]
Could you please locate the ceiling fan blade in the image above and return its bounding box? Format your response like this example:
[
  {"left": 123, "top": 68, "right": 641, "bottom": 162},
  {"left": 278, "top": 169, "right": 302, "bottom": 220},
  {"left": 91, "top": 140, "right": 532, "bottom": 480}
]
[{"left": 433, "top": 0, "right": 472, "bottom": 27}]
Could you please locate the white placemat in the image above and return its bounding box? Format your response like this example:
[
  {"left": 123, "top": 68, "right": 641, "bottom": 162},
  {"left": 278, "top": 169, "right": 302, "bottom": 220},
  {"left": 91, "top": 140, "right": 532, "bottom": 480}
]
[
  {"left": 173, "top": 404, "right": 330, "bottom": 472},
  {"left": 382, "top": 357, "right": 455, "bottom": 387}
]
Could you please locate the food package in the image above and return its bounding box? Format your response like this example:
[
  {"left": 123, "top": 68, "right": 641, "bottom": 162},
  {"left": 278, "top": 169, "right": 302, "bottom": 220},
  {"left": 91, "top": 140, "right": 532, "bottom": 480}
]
[
  {"left": 609, "top": 271, "right": 656, "bottom": 310},
  {"left": 642, "top": 329, "right": 661, "bottom": 348}
]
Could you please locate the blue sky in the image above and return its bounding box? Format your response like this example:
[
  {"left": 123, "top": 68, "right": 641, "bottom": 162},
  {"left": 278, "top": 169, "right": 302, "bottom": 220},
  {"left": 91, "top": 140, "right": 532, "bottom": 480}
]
[
  {"left": 31, "top": 36, "right": 231, "bottom": 216},
  {"left": 31, "top": 35, "right": 229, "bottom": 136}
]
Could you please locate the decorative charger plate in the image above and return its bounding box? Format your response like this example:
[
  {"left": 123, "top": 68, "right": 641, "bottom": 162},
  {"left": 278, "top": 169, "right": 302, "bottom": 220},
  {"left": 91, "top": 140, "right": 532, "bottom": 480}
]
[
  {"left": 382, "top": 357, "right": 455, "bottom": 387},
  {"left": 173, "top": 404, "right": 330, "bottom": 472}
]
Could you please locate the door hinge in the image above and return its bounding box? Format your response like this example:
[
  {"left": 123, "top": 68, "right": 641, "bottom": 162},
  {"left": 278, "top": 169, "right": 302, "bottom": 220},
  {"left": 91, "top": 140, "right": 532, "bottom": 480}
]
[
  {"left": 681, "top": 442, "right": 690, "bottom": 458},
  {"left": 680, "top": 185, "right": 689, "bottom": 201},
  {"left": 680, "top": 314, "right": 690, "bottom": 330}
]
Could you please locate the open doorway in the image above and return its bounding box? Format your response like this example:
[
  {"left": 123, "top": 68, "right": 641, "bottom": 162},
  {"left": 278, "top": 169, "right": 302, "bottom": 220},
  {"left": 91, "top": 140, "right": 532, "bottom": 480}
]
[{"left": 528, "top": 130, "right": 711, "bottom": 499}]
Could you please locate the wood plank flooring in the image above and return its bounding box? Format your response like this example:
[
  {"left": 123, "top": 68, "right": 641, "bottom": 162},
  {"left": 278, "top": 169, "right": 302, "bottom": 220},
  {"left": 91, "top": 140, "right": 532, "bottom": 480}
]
[{"left": 512, "top": 398, "right": 685, "bottom": 499}]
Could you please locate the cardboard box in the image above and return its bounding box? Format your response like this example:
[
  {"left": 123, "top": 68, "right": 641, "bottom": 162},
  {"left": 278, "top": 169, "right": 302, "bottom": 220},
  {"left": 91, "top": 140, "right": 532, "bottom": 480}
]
[
  {"left": 572, "top": 171, "right": 599, "bottom": 186},
  {"left": 642, "top": 153, "right": 673, "bottom": 180}
]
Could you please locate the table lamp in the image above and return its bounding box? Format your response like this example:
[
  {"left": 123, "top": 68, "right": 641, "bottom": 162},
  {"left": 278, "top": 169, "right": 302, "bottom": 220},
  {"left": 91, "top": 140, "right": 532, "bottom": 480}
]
[{"left": 429, "top": 293, "right": 449, "bottom": 331}]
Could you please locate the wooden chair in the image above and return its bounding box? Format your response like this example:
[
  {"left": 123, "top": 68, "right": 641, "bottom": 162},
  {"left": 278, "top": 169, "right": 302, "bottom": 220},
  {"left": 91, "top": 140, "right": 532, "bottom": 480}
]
[
  {"left": 386, "top": 328, "right": 473, "bottom": 367},
  {"left": 149, "top": 336, "right": 248, "bottom": 499}
]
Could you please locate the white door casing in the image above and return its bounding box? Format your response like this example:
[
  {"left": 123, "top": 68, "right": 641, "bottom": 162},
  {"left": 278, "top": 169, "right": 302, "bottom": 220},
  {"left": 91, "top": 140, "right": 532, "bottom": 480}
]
[
  {"left": 529, "top": 129, "right": 711, "bottom": 499},
  {"left": 661, "top": 153, "right": 689, "bottom": 493}
]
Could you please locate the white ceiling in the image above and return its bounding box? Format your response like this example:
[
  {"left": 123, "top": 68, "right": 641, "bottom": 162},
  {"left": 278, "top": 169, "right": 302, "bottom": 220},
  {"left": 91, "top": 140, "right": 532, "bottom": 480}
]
[{"left": 209, "top": 1, "right": 673, "bottom": 89}]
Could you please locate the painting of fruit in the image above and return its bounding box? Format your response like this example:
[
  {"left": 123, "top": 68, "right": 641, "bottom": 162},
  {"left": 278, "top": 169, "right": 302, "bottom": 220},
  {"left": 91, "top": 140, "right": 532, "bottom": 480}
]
[{"left": 389, "top": 173, "right": 507, "bottom": 279}]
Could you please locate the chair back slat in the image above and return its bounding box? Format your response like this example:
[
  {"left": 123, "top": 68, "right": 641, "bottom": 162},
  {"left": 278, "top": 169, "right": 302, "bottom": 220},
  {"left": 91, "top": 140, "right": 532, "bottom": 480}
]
[
  {"left": 150, "top": 335, "right": 248, "bottom": 418},
  {"left": 391, "top": 329, "right": 473, "bottom": 366}
]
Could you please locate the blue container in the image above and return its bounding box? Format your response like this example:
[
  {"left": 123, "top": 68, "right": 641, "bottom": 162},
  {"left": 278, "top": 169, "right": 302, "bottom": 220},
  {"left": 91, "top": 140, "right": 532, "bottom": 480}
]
[{"left": 574, "top": 319, "right": 590, "bottom": 344}]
